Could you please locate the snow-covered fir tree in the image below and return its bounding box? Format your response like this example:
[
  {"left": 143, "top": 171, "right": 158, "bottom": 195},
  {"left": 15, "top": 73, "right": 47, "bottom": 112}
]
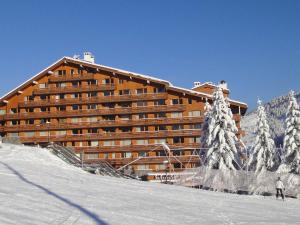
[
  {"left": 202, "top": 86, "right": 240, "bottom": 170},
  {"left": 278, "top": 90, "right": 300, "bottom": 174},
  {"left": 248, "top": 99, "right": 279, "bottom": 173},
  {"left": 200, "top": 101, "right": 212, "bottom": 147}
]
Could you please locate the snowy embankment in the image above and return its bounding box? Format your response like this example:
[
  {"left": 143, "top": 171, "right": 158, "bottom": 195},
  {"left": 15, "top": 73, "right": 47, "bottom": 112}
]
[{"left": 1, "top": 144, "right": 300, "bottom": 225}]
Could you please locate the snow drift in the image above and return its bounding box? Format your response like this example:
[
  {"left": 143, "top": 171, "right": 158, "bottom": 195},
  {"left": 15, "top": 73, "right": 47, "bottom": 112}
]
[{"left": 0, "top": 143, "right": 300, "bottom": 225}]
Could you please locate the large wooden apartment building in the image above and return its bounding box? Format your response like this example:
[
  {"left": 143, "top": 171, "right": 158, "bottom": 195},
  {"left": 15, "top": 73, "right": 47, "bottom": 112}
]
[{"left": 0, "top": 53, "right": 247, "bottom": 175}]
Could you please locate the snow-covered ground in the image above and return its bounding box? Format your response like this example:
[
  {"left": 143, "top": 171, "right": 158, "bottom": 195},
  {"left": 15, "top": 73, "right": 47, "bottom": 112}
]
[{"left": 0, "top": 144, "right": 300, "bottom": 225}]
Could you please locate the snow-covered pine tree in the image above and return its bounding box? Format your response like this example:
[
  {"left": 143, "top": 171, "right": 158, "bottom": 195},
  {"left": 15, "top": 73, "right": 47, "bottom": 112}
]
[
  {"left": 278, "top": 90, "right": 300, "bottom": 174},
  {"left": 200, "top": 101, "right": 212, "bottom": 147},
  {"left": 202, "top": 86, "right": 240, "bottom": 170},
  {"left": 248, "top": 99, "right": 279, "bottom": 173}
]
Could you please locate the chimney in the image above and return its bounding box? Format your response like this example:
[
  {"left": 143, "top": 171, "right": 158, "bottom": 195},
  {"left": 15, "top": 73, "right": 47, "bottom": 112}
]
[
  {"left": 193, "top": 81, "right": 201, "bottom": 88},
  {"left": 83, "top": 52, "right": 95, "bottom": 63},
  {"left": 219, "top": 80, "right": 228, "bottom": 89}
]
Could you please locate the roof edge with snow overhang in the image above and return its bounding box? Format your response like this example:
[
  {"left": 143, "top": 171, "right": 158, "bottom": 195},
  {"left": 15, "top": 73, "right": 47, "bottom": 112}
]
[{"left": 0, "top": 56, "right": 247, "bottom": 108}]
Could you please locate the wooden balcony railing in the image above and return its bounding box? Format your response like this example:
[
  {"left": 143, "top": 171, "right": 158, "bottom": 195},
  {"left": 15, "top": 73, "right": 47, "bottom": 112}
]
[
  {"left": 3, "top": 117, "right": 203, "bottom": 132},
  {"left": 0, "top": 104, "right": 186, "bottom": 120},
  {"left": 74, "top": 143, "right": 201, "bottom": 153},
  {"left": 18, "top": 129, "right": 201, "bottom": 143},
  {"left": 18, "top": 93, "right": 168, "bottom": 107},
  {"left": 86, "top": 155, "right": 200, "bottom": 165},
  {"left": 33, "top": 84, "right": 115, "bottom": 95},
  {"left": 48, "top": 73, "right": 95, "bottom": 82}
]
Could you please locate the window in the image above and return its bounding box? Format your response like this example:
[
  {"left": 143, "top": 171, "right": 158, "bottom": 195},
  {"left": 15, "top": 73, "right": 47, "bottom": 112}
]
[
  {"left": 157, "top": 151, "right": 166, "bottom": 156},
  {"left": 103, "top": 115, "right": 115, "bottom": 121},
  {"left": 88, "top": 92, "right": 97, "bottom": 97},
  {"left": 25, "top": 108, "right": 34, "bottom": 113},
  {"left": 39, "top": 83, "right": 47, "bottom": 89},
  {"left": 72, "top": 129, "right": 82, "bottom": 135},
  {"left": 8, "top": 133, "right": 19, "bottom": 137},
  {"left": 103, "top": 91, "right": 114, "bottom": 96},
  {"left": 119, "top": 115, "right": 131, "bottom": 120},
  {"left": 138, "top": 114, "right": 148, "bottom": 119},
  {"left": 154, "top": 87, "right": 165, "bottom": 93},
  {"left": 120, "top": 127, "right": 132, "bottom": 132},
  {"left": 103, "top": 128, "right": 116, "bottom": 133},
  {"left": 57, "top": 70, "right": 66, "bottom": 76},
  {"left": 40, "top": 118, "right": 50, "bottom": 124},
  {"left": 155, "top": 112, "right": 166, "bottom": 118},
  {"left": 40, "top": 107, "right": 49, "bottom": 112},
  {"left": 90, "top": 141, "right": 99, "bottom": 147},
  {"left": 71, "top": 93, "right": 81, "bottom": 99},
  {"left": 72, "top": 105, "right": 81, "bottom": 110},
  {"left": 102, "top": 78, "right": 113, "bottom": 84},
  {"left": 86, "top": 153, "right": 99, "bottom": 159},
  {"left": 137, "top": 101, "right": 147, "bottom": 107},
  {"left": 190, "top": 123, "right": 202, "bottom": 129},
  {"left": 136, "top": 88, "right": 147, "bottom": 95},
  {"left": 71, "top": 118, "right": 80, "bottom": 123},
  {"left": 10, "top": 108, "right": 17, "bottom": 114},
  {"left": 88, "top": 104, "right": 97, "bottom": 110},
  {"left": 188, "top": 99, "right": 193, "bottom": 104},
  {"left": 72, "top": 81, "right": 81, "bottom": 87},
  {"left": 156, "top": 164, "right": 166, "bottom": 170},
  {"left": 119, "top": 102, "right": 131, "bottom": 108},
  {"left": 0, "top": 110, "right": 6, "bottom": 115},
  {"left": 119, "top": 79, "right": 124, "bottom": 84},
  {"left": 24, "top": 132, "right": 35, "bottom": 137},
  {"left": 188, "top": 111, "right": 201, "bottom": 117},
  {"left": 155, "top": 125, "right": 167, "bottom": 131},
  {"left": 56, "top": 130, "right": 67, "bottom": 136},
  {"left": 88, "top": 128, "right": 98, "bottom": 133},
  {"left": 119, "top": 89, "right": 130, "bottom": 95},
  {"left": 70, "top": 69, "right": 75, "bottom": 75},
  {"left": 190, "top": 137, "right": 200, "bottom": 143},
  {"left": 87, "top": 117, "right": 97, "bottom": 122},
  {"left": 172, "top": 124, "right": 183, "bottom": 130},
  {"left": 154, "top": 139, "right": 166, "bottom": 144},
  {"left": 171, "top": 112, "right": 182, "bottom": 118},
  {"left": 120, "top": 140, "right": 131, "bottom": 146},
  {"left": 39, "top": 131, "right": 48, "bottom": 137},
  {"left": 56, "top": 82, "right": 66, "bottom": 88},
  {"left": 173, "top": 150, "right": 184, "bottom": 156},
  {"left": 136, "top": 139, "right": 148, "bottom": 145},
  {"left": 135, "top": 126, "right": 148, "bottom": 132},
  {"left": 154, "top": 99, "right": 165, "bottom": 106},
  {"left": 40, "top": 95, "right": 48, "bottom": 100},
  {"left": 173, "top": 137, "right": 184, "bottom": 144},
  {"left": 24, "top": 96, "right": 34, "bottom": 101},
  {"left": 11, "top": 120, "right": 19, "bottom": 126},
  {"left": 88, "top": 80, "right": 98, "bottom": 85},
  {"left": 59, "top": 118, "right": 67, "bottom": 123},
  {"left": 103, "top": 140, "right": 115, "bottom": 146},
  {"left": 137, "top": 164, "right": 149, "bottom": 170},
  {"left": 138, "top": 152, "right": 147, "bottom": 157},
  {"left": 123, "top": 152, "right": 132, "bottom": 158},
  {"left": 103, "top": 103, "right": 115, "bottom": 108},
  {"left": 171, "top": 99, "right": 183, "bottom": 105},
  {"left": 26, "top": 119, "right": 34, "bottom": 125}
]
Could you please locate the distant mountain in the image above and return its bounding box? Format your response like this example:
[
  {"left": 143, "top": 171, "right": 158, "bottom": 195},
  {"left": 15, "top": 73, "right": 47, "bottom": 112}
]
[{"left": 241, "top": 92, "right": 300, "bottom": 147}]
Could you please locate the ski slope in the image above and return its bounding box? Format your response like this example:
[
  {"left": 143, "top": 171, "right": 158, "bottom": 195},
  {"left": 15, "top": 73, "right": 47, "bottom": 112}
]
[{"left": 0, "top": 144, "right": 299, "bottom": 225}]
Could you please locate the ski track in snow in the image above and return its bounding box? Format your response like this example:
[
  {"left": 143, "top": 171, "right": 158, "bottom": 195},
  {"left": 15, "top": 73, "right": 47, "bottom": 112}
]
[{"left": 0, "top": 144, "right": 300, "bottom": 225}]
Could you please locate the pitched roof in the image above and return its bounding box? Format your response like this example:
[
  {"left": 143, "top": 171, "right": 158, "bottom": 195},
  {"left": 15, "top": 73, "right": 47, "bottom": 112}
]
[{"left": 0, "top": 56, "right": 247, "bottom": 108}]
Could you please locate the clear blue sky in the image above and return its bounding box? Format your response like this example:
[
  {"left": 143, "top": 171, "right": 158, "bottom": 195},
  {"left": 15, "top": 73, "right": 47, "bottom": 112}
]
[{"left": 0, "top": 0, "right": 299, "bottom": 110}]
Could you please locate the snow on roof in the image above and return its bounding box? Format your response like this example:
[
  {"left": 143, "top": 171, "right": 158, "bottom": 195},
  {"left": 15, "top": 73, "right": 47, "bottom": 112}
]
[{"left": 0, "top": 56, "right": 247, "bottom": 107}]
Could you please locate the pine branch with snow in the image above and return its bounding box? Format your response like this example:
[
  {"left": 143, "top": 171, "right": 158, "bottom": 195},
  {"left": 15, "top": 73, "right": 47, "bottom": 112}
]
[
  {"left": 202, "top": 86, "right": 240, "bottom": 170},
  {"left": 248, "top": 99, "right": 279, "bottom": 174},
  {"left": 278, "top": 91, "right": 300, "bottom": 174}
]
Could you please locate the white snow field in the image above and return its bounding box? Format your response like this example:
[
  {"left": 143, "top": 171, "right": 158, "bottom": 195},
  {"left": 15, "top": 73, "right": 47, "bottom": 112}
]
[{"left": 0, "top": 144, "right": 300, "bottom": 225}]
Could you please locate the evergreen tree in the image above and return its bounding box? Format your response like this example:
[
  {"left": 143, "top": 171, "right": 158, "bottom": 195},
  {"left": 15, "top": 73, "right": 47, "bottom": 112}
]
[
  {"left": 278, "top": 90, "right": 300, "bottom": 174},
  {"left": 202, "top": 86, "right": 240, "bottom": 170},
  {"left": 248, "top": 99, "right": 278, "bottom": 173}
]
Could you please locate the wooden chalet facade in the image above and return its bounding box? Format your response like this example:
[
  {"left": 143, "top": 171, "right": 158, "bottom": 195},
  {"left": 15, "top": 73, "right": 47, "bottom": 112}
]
[{"left": 0, "top": 54, "right": 247, "bottom": 176}]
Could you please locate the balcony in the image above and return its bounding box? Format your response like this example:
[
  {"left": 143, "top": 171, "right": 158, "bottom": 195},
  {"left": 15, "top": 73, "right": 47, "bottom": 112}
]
[
  {"left": 18, "top": 93, "right": 168, "bottom": 107},
  {"left": 1, "top": 105, "right": 186, "bottom": 120},
  {"left": 86, "top": 155, "right": 200, "bottom": 166},
  {"left": 74, "top": 143, "right": 201, "bottom": 153},
  {"left": 48, "top": 73, "right": 95, "bottom": 82},
  {"left": 3, "top": 117, "right": 203, "bottom": 132},
  {"left": 33, "top": 84, "right": 115, "bottom": 95},
  {"left": 18, "top": 129, "right": 201, "bottom": 143}
]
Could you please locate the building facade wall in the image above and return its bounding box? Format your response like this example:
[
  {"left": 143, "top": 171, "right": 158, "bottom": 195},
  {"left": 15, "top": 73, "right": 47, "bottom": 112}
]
[{"left": 0, "top": 59, "right": 247, "bottom": 174}]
